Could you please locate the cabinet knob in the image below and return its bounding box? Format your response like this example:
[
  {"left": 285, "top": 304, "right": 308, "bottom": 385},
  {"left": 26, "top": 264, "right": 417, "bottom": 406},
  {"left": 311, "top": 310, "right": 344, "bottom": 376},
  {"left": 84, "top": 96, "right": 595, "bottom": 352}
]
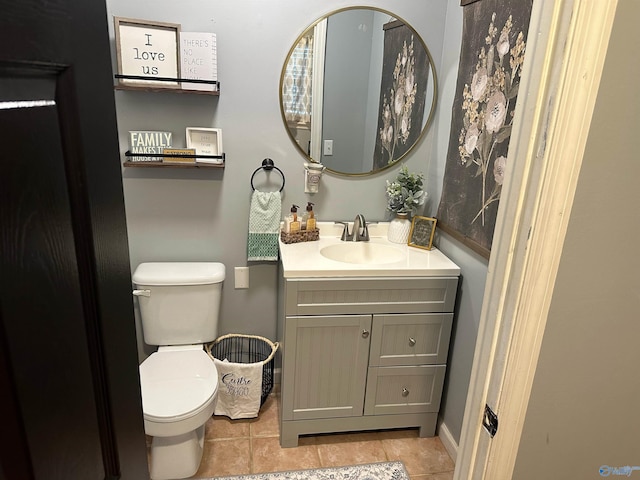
[
  {"left": 362, "top": 330, "right": 370, "bottom": 338},
  {"left": 402, "top": 387, "right": 410, "bottom": 397},
  {"left": 408, "top": 337, "right": 416, "bottom": 346}
]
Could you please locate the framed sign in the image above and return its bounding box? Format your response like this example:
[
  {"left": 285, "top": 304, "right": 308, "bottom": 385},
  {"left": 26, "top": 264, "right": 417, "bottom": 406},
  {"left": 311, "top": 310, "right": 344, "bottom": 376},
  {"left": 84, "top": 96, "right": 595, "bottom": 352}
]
[
  {"left": 114, "top": 17, "right": 181, "bottom": 88},
  {"left": 180, "top": 32, "right": 218, "bottom": 92},
  {"left": 408, "top": 216, "right": 437, "bottom": 250},
  {"left": 128, "top": 130, "right": 172, "bottom": 162},
  {"left": 186, "top": 127, "right": 223, "bottom": 164}
]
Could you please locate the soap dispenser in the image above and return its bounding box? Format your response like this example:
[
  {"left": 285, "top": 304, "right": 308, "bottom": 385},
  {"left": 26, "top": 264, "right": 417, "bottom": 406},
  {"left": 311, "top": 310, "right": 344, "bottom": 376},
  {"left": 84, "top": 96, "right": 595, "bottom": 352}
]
[
  {"left": 302, "top": 202, "right": 316, "bottom": 230},
  {"left": 284, "top": 204, "right": 300, "bottom": 233}
]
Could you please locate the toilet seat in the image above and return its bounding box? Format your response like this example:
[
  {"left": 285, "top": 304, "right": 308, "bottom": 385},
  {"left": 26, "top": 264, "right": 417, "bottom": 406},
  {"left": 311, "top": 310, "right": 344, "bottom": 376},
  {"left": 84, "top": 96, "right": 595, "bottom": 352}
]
[{"left": 140, "top": 347, "right": 218, "bottom": 423}]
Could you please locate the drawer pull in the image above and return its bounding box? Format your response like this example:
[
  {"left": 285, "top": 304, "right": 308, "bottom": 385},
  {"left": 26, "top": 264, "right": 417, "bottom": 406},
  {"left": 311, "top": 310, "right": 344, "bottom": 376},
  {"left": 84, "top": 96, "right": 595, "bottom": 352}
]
[
  {"left": 362, "top": 330, "right": 370, "bottom": 338},
  {"left": 408, "top": 337, "right": 416, "bottom": 346},
  {"left": 402, "top": 387, "right": 410, "bottom": 397}
]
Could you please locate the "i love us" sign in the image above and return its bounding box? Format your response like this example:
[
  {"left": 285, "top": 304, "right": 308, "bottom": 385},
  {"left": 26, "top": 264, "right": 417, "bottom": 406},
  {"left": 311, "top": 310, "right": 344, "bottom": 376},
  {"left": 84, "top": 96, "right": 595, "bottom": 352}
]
[{"left": 115, "top": 17, "right": 181, "bottom": 89}]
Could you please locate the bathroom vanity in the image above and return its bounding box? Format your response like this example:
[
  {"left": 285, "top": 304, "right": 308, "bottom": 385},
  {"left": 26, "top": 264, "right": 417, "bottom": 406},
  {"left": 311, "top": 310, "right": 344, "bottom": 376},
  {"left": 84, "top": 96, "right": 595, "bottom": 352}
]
[{"left": 277, "top": 223, "right": 460, "bottom": 447}]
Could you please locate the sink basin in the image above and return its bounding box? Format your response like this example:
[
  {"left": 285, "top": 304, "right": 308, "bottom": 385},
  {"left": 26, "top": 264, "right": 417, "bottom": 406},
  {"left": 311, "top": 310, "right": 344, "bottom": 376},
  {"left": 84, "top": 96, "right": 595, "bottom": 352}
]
[{"left": 320, "top": 242, "right": 404, "bottom": 264}]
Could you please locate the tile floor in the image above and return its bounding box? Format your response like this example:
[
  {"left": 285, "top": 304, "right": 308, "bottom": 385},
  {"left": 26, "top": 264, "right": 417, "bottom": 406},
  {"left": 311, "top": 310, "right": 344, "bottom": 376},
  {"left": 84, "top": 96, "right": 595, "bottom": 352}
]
[{"left": 188, "top": 394, "right": 454, "bottom": 480}]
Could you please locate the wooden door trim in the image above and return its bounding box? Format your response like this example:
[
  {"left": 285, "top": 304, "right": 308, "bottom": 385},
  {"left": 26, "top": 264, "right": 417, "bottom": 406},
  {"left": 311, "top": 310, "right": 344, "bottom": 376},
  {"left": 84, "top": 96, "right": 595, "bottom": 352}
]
[{"left": 455, "top": 1, "right": 619, "bottom": 478}]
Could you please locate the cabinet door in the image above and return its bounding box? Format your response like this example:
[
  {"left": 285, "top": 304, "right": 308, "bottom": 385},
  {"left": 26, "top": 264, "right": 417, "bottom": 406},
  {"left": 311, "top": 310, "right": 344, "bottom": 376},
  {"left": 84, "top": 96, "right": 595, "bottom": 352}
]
[
  {"left": 282, "top": 315, "right": 371, "bottom": 421},
  {"left": 369, "top": 314, "right": 453, "bottom": 366},
  {"left": 364, "top": 365, "right": 446, "bottom": 415}
]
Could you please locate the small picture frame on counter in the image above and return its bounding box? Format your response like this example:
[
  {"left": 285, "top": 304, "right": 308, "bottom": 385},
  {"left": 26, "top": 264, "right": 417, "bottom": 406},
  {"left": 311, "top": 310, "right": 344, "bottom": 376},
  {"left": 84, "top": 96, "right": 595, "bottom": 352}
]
[
  {"left": 186, "top": 127, "right": 223, "bottom": 164},
  {"left": 408, "top": 216, "right": 437, "bottom": 250}
]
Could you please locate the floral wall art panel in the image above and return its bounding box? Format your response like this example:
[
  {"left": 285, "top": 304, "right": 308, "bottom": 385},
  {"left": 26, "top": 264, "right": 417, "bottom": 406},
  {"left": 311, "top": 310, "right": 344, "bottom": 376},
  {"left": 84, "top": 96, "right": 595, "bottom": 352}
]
[
  {"left": 437, "top": 0, "right": 533, "bottom": 258},
  {"left": 373, "top": 21, "right": 430, "bottom": 170}
]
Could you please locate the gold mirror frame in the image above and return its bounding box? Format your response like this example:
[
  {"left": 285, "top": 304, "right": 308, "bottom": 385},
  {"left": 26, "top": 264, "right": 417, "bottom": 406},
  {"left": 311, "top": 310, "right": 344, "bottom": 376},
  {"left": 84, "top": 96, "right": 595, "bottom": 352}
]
[{"left": 279, "top": 6, "right": 438, "bottom": 177}]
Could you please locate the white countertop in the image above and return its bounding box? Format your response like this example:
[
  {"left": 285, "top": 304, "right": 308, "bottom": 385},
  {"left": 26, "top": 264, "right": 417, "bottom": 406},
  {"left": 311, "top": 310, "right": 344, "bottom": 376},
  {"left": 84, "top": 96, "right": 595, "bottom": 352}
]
[{"left": 279, "top": 222, "right": 461, "bottom": 278}]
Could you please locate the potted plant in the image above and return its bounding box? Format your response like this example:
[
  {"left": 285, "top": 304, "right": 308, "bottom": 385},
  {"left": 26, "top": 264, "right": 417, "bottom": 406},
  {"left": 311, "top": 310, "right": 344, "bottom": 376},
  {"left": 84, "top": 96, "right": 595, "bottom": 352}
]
[{"left": 385, "top": 166, "right": 426, "bottom": 243}]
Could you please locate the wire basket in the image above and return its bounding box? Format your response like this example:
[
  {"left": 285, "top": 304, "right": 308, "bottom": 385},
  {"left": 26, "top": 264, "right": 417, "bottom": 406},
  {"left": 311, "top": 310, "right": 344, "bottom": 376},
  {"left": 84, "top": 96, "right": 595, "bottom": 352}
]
[
  {"left": 206, "top": 334, "right": 278, "bottom": 406},
  {"left": 280, "top": 228, "right": 320, "bottom": 244}
]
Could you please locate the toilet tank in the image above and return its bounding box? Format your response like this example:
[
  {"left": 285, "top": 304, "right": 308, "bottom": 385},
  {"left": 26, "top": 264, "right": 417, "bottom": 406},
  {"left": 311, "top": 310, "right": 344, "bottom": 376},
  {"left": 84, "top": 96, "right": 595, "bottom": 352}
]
[{"left": 132, "top": 262, "right": 226, "bottom": 346}]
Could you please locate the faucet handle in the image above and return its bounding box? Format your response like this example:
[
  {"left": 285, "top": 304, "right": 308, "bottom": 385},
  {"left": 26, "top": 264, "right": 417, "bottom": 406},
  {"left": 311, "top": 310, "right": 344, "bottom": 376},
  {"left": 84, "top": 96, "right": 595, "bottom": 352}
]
[
  {"left": 360, "top": 223, "right": 370, "bottom": 242},
  {"left": 361, "top": 221, "right": 378, "bottom": 241},
  {"left": 335, "top": 221, "right": 352, "bottom": 241}
]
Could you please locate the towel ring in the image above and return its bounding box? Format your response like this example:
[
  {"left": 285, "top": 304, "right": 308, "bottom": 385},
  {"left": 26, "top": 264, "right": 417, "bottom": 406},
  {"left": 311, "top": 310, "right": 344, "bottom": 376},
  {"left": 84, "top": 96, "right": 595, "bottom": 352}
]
[{"left": 251, "top": 158, "right": 285, "bottom": 192}]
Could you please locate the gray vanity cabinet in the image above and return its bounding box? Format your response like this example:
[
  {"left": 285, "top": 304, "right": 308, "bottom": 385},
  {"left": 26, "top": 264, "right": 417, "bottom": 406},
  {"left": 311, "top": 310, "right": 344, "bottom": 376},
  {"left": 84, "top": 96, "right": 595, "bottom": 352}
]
[{"left": 279, "top": 277, "right": 458, "bottom": 447}]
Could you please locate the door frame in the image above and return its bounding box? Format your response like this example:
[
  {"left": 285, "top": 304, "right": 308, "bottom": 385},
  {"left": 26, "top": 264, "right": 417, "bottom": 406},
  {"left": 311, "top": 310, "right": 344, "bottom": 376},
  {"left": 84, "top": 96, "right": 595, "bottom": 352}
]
[{"left": 455, "top": 1, "right": 618, "bottom": 478}]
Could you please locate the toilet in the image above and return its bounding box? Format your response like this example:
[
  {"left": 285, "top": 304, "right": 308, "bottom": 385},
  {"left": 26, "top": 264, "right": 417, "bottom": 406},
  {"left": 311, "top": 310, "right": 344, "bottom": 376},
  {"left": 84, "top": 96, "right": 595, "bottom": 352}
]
[{"left": 132, "top": 262, "right": 225, "bottom": 480}]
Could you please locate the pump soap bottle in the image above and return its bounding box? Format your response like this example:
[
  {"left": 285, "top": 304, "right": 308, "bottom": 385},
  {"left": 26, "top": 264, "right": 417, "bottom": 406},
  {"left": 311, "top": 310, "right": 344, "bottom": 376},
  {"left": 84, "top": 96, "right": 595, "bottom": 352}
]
[
  {"left": 284, "top": 204, "right": 300, "bottom": 233},
  {"left": 303, "top": 202, "right": 316, "bottom": 230}
]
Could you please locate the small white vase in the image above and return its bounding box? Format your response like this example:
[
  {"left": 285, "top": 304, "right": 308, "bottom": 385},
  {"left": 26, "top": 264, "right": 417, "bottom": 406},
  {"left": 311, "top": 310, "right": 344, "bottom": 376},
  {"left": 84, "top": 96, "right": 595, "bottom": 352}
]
[{"left": 387, "top": 213, "right": 412, "bottom": 244}]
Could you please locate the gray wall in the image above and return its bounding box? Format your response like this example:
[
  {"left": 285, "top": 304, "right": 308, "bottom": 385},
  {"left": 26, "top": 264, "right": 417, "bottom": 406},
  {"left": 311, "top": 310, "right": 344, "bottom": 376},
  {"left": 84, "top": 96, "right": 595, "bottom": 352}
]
[
  {"left": 512, "top": 1, "right": 640, "bottom": 477},
  {"left": 107, "top": 0, "right": 483, "bottom": 445}
]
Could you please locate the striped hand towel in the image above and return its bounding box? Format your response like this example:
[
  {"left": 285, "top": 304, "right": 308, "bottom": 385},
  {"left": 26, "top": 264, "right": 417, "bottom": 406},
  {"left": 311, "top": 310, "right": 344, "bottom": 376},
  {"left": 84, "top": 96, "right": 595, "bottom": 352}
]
[{"left": 247, "top": 190, "right": 282, "bottom": 261}]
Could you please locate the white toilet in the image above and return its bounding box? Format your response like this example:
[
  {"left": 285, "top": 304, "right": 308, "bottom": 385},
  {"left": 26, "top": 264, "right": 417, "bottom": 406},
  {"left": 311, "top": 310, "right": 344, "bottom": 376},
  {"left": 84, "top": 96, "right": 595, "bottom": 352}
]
[{"left": 132, "top": 262, "right": 225, "bottom": 480}]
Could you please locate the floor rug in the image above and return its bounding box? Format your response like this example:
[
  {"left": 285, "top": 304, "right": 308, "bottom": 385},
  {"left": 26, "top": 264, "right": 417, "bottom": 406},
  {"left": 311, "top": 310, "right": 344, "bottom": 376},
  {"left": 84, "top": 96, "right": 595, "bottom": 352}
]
[{"left": 205, "top": 461, "right": 409, "bottom": 480}]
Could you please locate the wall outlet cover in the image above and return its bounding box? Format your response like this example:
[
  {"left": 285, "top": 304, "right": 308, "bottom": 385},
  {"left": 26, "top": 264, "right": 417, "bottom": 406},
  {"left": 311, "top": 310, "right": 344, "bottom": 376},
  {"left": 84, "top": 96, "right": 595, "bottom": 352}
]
[{"left": 234, "top": 266, "right": 249, "bottom": 289}]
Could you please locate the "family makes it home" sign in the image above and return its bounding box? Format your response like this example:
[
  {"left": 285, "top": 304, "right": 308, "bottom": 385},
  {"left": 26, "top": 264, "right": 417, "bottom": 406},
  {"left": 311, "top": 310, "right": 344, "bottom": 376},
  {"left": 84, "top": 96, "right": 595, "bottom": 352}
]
[{"left": 128, "top": 131, "right": 173, "bottom": 161}]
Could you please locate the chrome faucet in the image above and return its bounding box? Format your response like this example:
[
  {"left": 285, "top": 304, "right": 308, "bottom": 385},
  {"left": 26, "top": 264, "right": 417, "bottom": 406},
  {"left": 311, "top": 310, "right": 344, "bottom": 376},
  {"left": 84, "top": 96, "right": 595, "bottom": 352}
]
[
  {"left": 351, "top": 214, "right": 369, "bottom": 241},
  {"left": 337, "top": 215, "right": 370, "bottom": 241}
]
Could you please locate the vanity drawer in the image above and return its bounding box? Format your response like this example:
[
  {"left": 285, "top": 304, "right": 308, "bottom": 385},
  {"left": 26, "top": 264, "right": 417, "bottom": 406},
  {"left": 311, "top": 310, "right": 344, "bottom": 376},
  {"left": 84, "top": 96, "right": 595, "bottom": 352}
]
[
  {"left": 369, "top": 314, "right": 453, "bottom": 366},
  {"left": 285, "top": 277, "right": 458, "bottom": 316},
  {"left": 364, "top": 365, "right": 446, "bottom": 415}
]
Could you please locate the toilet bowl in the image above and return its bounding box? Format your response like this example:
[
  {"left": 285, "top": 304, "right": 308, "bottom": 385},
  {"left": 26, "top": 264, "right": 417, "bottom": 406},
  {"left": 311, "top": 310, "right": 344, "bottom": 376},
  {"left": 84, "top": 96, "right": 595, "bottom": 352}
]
[
  {"left": 133, "top": 262, "right": 226, "bottom": 480},
  {"left": 140, "top": 345, "right": 219, "bottom": 480}
]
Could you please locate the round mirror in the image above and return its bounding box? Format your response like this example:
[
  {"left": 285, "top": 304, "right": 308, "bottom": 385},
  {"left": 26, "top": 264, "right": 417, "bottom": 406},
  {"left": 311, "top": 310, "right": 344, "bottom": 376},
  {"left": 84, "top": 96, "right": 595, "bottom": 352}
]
[{"left": 280, "top": 7, "right": 437, "bottom": 176}]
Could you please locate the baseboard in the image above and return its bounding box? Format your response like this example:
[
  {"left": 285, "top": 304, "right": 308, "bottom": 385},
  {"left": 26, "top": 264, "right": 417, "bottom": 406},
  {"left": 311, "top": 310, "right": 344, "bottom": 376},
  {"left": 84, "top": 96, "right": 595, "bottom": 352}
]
[{"left": 437, "top": 419, "right": 458, "bottom": 464}]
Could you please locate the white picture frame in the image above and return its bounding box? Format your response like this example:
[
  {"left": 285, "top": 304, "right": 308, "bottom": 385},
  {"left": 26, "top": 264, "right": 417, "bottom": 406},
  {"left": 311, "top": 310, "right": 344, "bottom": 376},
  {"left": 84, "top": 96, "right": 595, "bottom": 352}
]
[
  {"left": 186, "top": 127, "right": 223, "bottom": 164},
  {"left": 114, "top": 17, "right": 181, "bottom": 88}
]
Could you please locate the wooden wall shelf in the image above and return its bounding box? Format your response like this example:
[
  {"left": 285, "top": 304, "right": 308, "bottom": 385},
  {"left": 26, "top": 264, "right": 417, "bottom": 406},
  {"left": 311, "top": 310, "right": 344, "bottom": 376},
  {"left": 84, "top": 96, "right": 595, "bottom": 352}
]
[
  {"left": 113, "top": 75, "right": 220, "bottom": 95},
  {"left": 114, "top": 84, "right": 220, "bottom": 96},
  {"left": 123, "top": 161, "right": 224, "bottom": 169}
]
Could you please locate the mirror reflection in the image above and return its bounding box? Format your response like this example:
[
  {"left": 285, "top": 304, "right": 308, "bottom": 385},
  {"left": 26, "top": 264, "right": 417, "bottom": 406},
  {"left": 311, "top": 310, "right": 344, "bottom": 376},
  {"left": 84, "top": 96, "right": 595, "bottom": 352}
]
[{"left": 280, "top": 7, "right": 437, "bottom": 176}]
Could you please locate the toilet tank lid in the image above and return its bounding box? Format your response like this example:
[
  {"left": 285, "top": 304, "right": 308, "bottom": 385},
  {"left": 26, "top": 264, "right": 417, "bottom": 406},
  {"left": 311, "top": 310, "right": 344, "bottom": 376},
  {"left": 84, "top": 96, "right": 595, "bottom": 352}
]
[{"left": 133, "top": 262, "right": 226, "bottom": 286}]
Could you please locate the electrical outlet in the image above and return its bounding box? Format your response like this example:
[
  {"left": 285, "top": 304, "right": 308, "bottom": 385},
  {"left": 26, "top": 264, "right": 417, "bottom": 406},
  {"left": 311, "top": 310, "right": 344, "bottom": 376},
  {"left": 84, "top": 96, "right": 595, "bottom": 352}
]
[
  {"left": 323, "top": 139, "right": 333, "bottom": 156},
  {"left": 234, "top": 267, "right": 249, "bottom": 289}
]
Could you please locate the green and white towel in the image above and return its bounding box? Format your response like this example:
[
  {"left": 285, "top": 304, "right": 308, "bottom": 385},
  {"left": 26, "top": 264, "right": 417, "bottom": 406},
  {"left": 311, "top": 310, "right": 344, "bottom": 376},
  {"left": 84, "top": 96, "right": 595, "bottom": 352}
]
[{"left": 247, "top": 190, "right": 281, "bottom": 261}]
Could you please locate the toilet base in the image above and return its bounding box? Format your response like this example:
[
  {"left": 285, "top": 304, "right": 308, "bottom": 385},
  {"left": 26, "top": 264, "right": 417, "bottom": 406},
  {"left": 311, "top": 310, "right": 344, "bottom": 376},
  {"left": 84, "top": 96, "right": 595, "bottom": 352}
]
[{"left": 149, "top": 424, "right": 205, "bottom": 480}]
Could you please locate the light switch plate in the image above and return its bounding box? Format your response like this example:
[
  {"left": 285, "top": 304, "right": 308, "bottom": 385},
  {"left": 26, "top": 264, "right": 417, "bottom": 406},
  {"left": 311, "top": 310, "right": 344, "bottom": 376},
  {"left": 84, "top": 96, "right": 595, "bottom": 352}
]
[
  {"left": 323, "top": 139, "right": 333, "bottom": 156},
  {"left": 234, "top": 267, "right": 249, "bottom": 289}
]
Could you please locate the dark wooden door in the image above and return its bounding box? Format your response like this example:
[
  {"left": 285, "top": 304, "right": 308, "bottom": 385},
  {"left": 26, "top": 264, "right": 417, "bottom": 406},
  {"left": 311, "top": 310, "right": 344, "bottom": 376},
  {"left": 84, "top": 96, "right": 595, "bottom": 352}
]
[{"left": 0, "top": 0, "right": 149, "bottom": 479}]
